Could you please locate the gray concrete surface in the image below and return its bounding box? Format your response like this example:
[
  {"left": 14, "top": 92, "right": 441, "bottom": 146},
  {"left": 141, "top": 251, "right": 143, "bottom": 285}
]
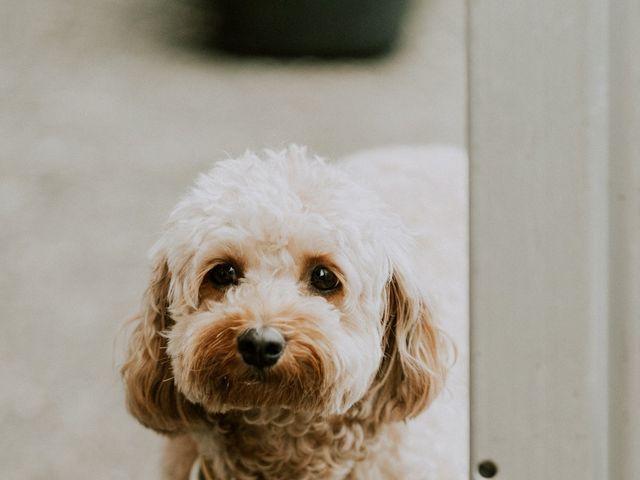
[{"left": 0, "top": 0, "right": 465, "bottom": 478}]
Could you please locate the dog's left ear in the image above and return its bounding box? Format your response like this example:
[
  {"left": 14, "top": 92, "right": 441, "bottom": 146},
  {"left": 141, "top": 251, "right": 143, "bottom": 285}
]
[{"left": 369, "top": 259, "right": 451, "bottom": 423}]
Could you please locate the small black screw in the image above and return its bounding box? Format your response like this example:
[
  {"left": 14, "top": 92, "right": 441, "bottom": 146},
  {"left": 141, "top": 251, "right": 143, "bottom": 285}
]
[{"left": 478, "top": 460, "right": 498, "bottom": 478}]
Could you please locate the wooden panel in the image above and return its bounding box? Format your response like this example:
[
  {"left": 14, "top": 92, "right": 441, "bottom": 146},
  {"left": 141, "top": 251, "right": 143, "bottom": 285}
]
[
  {"left": 608, "top": 0, "right": 640, "bottom": 478},
  {"left": 468, "top": 0, "right": 609, "bottom": 478}
]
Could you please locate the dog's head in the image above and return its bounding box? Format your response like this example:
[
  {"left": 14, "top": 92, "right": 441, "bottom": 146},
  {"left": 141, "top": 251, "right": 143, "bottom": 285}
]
[{"left": 121, "top": 147, "right": 449, "bottom": 434}]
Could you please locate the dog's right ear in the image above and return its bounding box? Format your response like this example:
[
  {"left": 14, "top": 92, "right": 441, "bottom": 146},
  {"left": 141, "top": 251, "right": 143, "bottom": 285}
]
[{"left": 121, "top": 255, "right": 201, "bottom": 434}]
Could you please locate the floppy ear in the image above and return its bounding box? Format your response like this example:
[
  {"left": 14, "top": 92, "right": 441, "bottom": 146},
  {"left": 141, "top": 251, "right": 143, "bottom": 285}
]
[
  {"left": 121, "top": 256, "right": 202, "bottom": 434},
  {"left": 369, "top": 264, "right": 451, "bottom": 423}
]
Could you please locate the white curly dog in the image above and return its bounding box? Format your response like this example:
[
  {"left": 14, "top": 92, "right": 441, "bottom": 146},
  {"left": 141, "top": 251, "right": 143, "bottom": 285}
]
[{"left": 122, "top": 145, "right": 468, "bottom": 480}]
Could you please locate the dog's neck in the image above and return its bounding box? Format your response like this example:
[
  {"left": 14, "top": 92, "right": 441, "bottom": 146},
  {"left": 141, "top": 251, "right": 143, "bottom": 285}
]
[{"left": 191, "top": 405, "right": 391, "bottom": 480}]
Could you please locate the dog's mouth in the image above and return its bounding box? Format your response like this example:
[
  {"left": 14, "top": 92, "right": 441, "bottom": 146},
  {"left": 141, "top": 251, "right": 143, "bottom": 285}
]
[
  {"left": 242, "top": 367, "right": 280, "bottom": 383},
  {"left": 230, "top": 372, "right": 285, "bottom": 393}
]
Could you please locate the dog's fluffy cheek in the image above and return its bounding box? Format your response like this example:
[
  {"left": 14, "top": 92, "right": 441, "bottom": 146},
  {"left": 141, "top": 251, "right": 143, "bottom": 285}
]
[
  {"left": 328, "top": 318, "right": 384, "bottom": 412},
  {"left": 165, "top": 313, "right": 222, "bottom": 405}
]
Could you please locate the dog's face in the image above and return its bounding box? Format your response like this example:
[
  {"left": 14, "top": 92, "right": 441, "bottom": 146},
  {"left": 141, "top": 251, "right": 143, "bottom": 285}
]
[{"left": 122, "top": 148, "right": 448, "bottom": 433}]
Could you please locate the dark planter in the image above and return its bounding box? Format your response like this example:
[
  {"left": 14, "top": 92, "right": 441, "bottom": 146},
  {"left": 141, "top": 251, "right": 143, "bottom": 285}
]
[{"left": 214, "top": 0, "right": 409, "bottom": 57}]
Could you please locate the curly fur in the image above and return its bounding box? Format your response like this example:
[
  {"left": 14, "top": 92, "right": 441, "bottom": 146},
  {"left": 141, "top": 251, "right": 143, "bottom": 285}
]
[{"left": 121, "top": 146, "right": 452, "bottom": 479}]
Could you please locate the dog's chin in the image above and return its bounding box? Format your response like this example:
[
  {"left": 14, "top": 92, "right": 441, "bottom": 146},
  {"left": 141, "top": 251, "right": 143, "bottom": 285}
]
[{"left": 181, "top": 368, "right": 345, "bottom": 417}]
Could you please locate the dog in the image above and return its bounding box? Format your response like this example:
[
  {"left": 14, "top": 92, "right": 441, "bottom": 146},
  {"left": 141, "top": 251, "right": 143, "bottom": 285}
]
[{"left": 121, "top": 146, "right": 453, "bottom": 479}]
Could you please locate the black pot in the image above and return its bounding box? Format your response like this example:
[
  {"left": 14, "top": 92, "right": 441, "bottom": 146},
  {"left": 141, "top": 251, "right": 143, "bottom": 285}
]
[{"left": 214, "top": 0, "right": 409, "bottom": 57}]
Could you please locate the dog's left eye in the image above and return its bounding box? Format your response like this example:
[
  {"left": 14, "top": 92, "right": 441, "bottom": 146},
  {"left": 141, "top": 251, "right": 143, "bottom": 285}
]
[
  {"left": 206, "top": 263, "right": 240, "bottom": 287},
  {"left": 310, "top": 265, "right": 340, "bottom": 292}
]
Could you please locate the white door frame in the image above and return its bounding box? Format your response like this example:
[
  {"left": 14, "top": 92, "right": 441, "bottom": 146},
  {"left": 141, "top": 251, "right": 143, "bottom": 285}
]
[
  {"left": 468, "top": 0, "right": 639, "bottom": 478},
  {"left": 607, "top": 0, "right": 640, "bottom": 478}
]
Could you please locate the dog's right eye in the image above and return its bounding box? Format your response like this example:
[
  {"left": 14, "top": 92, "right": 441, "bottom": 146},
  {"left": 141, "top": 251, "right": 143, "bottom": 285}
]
[{"left": 206, "top": 263, "right": 240, "bottom": 287}]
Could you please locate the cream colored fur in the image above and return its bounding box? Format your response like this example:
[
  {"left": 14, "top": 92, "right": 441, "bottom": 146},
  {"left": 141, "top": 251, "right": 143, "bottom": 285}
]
[{"left": 121, "top": 145, "right": 467, "bottom": 479}]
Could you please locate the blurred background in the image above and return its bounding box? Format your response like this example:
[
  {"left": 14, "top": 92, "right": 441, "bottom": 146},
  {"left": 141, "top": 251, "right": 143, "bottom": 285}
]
[{"left": 0, "top": 0, "right": 466, "bottom": 477}]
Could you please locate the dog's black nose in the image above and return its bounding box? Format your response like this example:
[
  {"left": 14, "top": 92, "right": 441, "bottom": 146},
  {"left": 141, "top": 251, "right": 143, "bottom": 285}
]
[{"left": 237, "top": 327, "right": 285, "bottom": 368}]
